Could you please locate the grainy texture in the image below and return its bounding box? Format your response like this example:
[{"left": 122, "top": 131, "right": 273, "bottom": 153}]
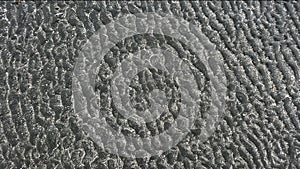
[{"left": 0, "top": 1, "right": 300, "bottom": 169}]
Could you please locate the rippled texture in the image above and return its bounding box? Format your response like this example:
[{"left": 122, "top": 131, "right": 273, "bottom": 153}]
[{"left": 0, "top": 1, "right": 299, "bottom": 168}]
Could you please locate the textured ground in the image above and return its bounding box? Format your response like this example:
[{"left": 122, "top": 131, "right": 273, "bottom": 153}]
[{"left": 0, "top": 1, "right": 300, "bottom": 169}]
